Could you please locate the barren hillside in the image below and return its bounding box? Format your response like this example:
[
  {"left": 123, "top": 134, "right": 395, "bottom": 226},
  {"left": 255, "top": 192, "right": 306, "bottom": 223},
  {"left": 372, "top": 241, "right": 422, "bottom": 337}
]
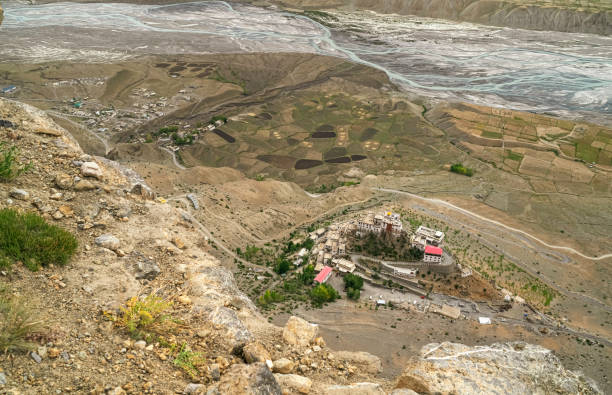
[{"left": 0, "top": 97, "right": 603, "bottom": 394}]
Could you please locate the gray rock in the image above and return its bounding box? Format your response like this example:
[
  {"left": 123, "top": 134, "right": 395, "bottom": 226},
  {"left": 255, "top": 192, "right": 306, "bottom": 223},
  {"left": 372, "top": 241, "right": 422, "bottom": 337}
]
[
  {"left": 81, "top": 161, "right": 102, "bottom": 179},
  {"left": 9, "top": 188, "right": 29, "bottom": 201},
  {"left": 134, "top": 258, "right": 160, "bottom": 280},
  {"left": 60, "top": 351, "right": 70, "bottom": 361},
  {"left": 208, "top": 306, "right": 252, "bottom": 345},
  {"left": 115, "top": 205, "right": 131, "bottom": 218},
  {"left": 94, "top": 234, "right": 120, "bottom": 251},
  {"left": 133, "top": 340, "right": 146, "bottom": 350},
  {"left": 325, "top": 383, "right": 384, "bottom": 395},
  {"left": 184, "top": 383, "right": 204, "bottom": 394},
  {"left": 0, "top": 372, "right": 7, "bottom": 385},
  {"left": 209, "top": 363, "right": 221, "bottom": 381},
  {"left": 30, "top": 351, "right": 42, "bottom": 363},
  {"left": 186, "top": 193, "right": 199, "bottom": 210},
  {"left": 206, "top": 363, "right": 281, "bottom": 395},
  {"left": 273, "top": 374, "right": 312, "bottom": 394}
]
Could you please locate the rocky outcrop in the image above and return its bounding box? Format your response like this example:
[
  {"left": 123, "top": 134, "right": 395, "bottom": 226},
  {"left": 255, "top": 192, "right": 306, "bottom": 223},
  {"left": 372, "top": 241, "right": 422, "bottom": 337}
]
[
  {"left": 206, "top": 363, "right": 282, "bottom": 395},
  {"left": 395, "top": 341, "right": 602, "bottom": 394},
  {"left": 282, "top": 316, "right": 319, "bottom": 346}
]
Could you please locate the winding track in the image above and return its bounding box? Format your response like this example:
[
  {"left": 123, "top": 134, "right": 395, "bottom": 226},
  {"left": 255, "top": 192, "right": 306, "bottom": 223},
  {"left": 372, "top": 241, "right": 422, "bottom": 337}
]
[
  {"left": 373, "top": 187, "right": 612, "bottom": 261},
  {"left": 159, "top": 146, "right": 186, "bottom": 170}
]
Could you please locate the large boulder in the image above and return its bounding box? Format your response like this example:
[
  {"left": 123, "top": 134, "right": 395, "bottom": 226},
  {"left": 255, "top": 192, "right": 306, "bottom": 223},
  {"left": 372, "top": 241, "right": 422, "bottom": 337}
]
[
  {"left": 395, "top": 342, "right": 602, "bottom": 395},
  {"left": 273, "top": 374, "right": 312, "bottom": 394},
  {"left": 206, "top": 362, "right": 281, "bottom": 395},
  {"left": 282, "top": 316, "right": 319, "bottom": 347},
  {"left": 334, "top": 351, "right": 382, "bottom": 374}
]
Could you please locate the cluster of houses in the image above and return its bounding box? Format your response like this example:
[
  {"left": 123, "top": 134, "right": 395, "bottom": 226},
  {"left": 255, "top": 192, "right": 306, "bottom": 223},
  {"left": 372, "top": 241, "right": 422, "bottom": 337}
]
[
  {"left": 356, "top": 211, "right": 404, "bottom": 236},
  {"left": 159, "top": 118, "right": 226, "bottom": 152},
  {"left": 304, "top": 211, "right": 447, "bottom": 284}
]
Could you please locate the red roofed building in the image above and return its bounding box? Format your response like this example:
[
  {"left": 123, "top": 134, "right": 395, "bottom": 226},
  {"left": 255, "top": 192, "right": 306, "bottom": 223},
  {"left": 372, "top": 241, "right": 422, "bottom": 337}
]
[
  {"left": 314, "top": 266, "right": 333, "bottom": 284},
  {"left": 424, "top": 245, "right": 443, "bottom": 263}
]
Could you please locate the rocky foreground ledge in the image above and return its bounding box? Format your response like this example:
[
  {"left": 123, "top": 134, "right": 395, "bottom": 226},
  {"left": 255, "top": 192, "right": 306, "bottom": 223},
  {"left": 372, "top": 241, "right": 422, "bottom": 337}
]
[{"left": 0, "top": 97, "right": 601, "bottom": 394}]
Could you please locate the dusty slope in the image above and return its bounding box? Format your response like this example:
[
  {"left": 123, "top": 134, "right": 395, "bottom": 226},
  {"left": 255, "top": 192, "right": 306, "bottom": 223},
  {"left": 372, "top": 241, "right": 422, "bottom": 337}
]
[
  {"left": 0, "top": 98, "right": 603, "bottom": 394},
  {"left": 27, "top": 0, "right": 611, "bottom": 34},
  {"left": 269, "top": 0, "right": 612, "bottom": 34}
]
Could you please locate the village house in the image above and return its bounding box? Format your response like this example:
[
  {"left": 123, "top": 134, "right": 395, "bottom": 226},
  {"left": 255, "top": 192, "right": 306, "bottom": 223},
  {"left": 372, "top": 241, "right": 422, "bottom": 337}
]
[
  {"left": 356, "top": 211, "right": 403, "bottom": 236},
  {"left": 412, "top": 225, "right": 445, "bottom": 249},
  {"left": 314, "top": 266, "right": 333, "bottom": 284},
  {"left": 423, "top": 245, "right": 443, "bottom": 263},
  {"left": 332, "top": 258, "right": 356, "bottom": 273}
]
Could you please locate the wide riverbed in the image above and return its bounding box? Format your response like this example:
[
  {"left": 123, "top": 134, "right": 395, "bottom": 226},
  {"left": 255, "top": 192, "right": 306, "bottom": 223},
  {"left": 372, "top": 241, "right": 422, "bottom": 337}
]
[{"left": 1, "top": 1, "right": 611, "bottom": 124}]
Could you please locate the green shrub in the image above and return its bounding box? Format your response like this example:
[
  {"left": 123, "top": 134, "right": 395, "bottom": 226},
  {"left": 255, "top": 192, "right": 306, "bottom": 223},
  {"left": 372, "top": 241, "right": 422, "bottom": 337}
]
[
  {"left": 274, "top": 258, "right": 291, "bottom": 274},
  {"left": 0, "top": 142, "right": 32, "bottom": 182},
  {"left": 346, "top": 287, "right": 360, "bottom": 300},
  {"left": 258, "top": 289, "right": 283, "bottom": 306},
  {"left": 174, "top": 343, "right": 206, "bottom": 379},
  {"left": 0, "top": 286, "right": 42, "bottom": 353},
  {"left": 117, "top": 294, "right": 173, "bottom": 339},
  {"left": 343, "top": 273, "right": 364, "bottom": 293},
  {"left": 154, "top": 125, "right": 179, "bottom": 136},
  {"left": 450, "top": 163, "right": 474, "bottom": 177},
  {"left": 310, "top": 283, "right": 339, "bottom": 307},
  {"left": 299, "top": 264, "right": 316, "bottom": 284},
  {"left": 0, "top": 209, "right": 78, "bottom": 270}
]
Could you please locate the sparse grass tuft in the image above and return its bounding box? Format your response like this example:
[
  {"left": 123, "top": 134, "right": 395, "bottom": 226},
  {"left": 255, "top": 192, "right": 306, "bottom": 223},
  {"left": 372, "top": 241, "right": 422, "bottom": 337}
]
[
  {"left": 0, "top": 209, "right": 78, "bottom": 271},
  {"left": 0, "top": 286, "right": 42, "bottom": 353},
  {"left": 117, "top": 294, "right": 173, "bottom": 339},
  {"left": 173, "top": 343, "right": 206, "bottom": 379},
  {"left": 0, "top": 142, "right": 33, "bottom": 182}
]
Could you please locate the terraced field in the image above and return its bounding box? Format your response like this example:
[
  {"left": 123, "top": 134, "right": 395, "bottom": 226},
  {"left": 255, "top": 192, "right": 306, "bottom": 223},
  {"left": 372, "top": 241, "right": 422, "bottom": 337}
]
[{"left": 173, "top": 91, "right": 448, "bottom": 186}]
